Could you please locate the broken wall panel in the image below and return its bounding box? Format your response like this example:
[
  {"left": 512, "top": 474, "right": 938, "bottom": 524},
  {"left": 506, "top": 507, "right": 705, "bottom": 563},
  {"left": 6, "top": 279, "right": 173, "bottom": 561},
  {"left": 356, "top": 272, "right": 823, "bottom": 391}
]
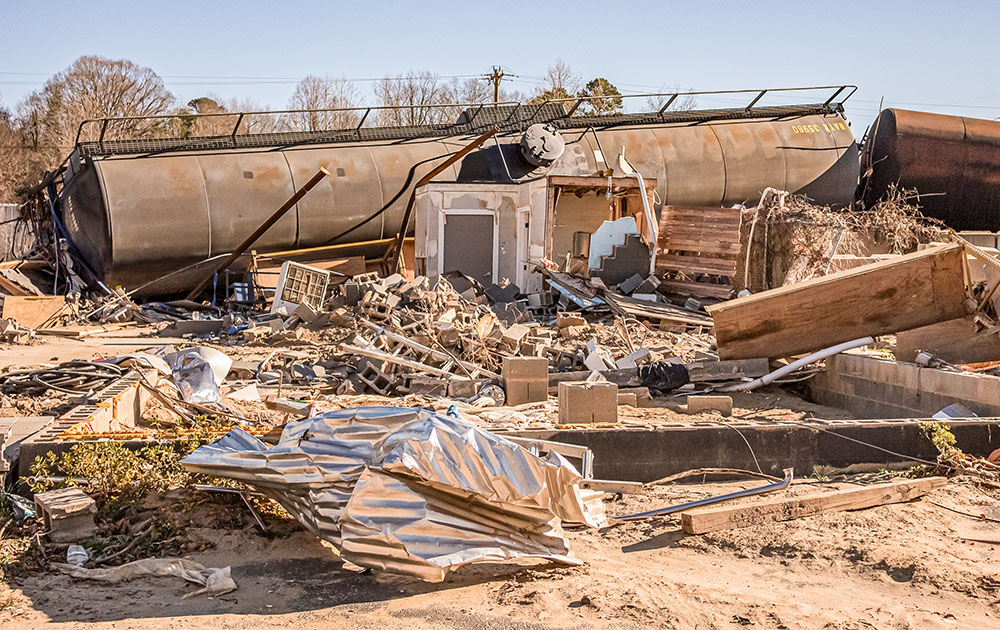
[{"left": 706, "top": 244, "right": 968, "bottom": 359}]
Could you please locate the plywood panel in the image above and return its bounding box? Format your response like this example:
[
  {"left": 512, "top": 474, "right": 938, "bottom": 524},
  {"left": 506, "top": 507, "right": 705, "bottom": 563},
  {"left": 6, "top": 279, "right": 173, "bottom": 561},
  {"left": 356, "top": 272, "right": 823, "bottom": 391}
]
[{"left": 706, "top": 244, "right": 968, "bottom": 359}]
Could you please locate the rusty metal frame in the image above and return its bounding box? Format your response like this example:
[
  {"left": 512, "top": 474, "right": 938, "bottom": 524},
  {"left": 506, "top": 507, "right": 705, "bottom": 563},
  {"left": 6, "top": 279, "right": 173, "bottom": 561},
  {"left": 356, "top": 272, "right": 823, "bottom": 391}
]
[{"left": 72, "top": 86, "right": 857, "bottom": 147}]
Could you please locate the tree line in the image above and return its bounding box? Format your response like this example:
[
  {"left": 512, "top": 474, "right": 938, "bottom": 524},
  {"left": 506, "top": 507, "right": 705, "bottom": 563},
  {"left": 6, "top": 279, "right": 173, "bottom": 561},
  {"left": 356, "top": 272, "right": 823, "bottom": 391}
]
[{"left": 0, "top": 55, "right": 693, "bottom": 202}]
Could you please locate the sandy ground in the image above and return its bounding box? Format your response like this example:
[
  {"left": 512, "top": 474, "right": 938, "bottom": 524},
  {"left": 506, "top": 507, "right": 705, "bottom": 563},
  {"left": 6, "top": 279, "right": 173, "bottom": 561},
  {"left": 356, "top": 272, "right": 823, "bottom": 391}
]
[{"left": 2, "top": 477, "right": 998, "bottom": 629}]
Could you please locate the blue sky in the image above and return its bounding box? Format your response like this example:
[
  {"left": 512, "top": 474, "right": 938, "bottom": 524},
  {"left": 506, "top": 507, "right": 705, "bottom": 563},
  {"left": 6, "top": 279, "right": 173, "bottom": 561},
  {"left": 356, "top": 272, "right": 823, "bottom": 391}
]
[{"left": 2, "top": 0, "right": 998, "bottom": 134}]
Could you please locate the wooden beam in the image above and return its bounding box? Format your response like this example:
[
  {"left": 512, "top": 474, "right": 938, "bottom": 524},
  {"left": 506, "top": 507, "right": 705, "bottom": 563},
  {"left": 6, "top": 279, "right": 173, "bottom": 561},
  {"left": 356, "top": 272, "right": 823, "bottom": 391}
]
[
  {"left": 680, "top": 476, "right": 947, "bottom": 534},
  {"left": 706, "top": 244, "right": 968, "bottom": 359},
  {"left": 548, "top": 175, "right": 657, "bottom": 190}
]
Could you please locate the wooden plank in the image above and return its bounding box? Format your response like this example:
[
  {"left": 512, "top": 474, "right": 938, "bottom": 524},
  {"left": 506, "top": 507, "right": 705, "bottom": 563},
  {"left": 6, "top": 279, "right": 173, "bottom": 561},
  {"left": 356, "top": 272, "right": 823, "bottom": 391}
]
[
  {"left": 705, "top": 244, "right": 968, "bottom": 360},
  {"left": 601, "top": 291, "right": 714, "bottom": 326},
  {"left": 681, "top": 477, "right": 947, "bottom": 534},
  {"left": 549, "top": 175, "right": 657, "bottom": 190},
  {"left": 895, "top": 315, "right": 1000, "bottom": 363},
  {"left": 580, "top": 479, "right": 645, "bottom": 494},
  {"left": 0, "top": 270, "right": 34, "bottom": 296},
  {"left": 1, "top": 295, "right": 65, "bottom": 328},
  {"left": 658, "top": 239, "right": 742, "bottom": 256},
  {"left": 656, "top": 279, "right": 734, "bottom": 300},
  {"left": 658, "top": 254, "right": 738, "bottom": 276}
]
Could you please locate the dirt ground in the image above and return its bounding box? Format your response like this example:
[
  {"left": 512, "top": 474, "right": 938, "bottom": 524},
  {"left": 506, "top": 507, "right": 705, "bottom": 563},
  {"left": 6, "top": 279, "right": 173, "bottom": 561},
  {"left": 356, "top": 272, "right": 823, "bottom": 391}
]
[{"left": 2, "top": 477, "right": 998, "bottom": 630}]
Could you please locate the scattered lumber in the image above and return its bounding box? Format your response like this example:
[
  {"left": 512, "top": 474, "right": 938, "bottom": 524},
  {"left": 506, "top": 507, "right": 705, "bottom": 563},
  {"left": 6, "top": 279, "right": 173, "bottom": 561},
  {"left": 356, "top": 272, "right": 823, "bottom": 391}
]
[
  {"left": 680, "top": 476, "right": 947, "bottom": 534},
  {"left": 0, "top": 268, "right": 44, "bottom": 296},
  {"left": 601, "top": 291, "right": 714, "bottom": 327},
  {"left": 706, "top": 244, "right": 968, "bottom": 359}
]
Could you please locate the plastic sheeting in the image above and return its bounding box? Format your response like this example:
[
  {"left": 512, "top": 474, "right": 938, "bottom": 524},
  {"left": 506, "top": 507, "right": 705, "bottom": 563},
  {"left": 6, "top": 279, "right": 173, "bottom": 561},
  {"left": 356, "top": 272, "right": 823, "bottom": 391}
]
[
  {"left": 54, "top": 558, "right": 236, "bottom": 598},
  {"left": 181, "top": 407, "right": 606, "bottom": 582}
]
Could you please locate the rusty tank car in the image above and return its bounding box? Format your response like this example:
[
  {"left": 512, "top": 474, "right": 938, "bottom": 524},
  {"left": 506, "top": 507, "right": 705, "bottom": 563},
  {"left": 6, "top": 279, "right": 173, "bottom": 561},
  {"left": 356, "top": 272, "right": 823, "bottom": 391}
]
[
  {"left": 57, "top": 86, "right": 859, "bottom": 292},
  {"left": 861, "top": 108, "right": 1000, "bottom": 230}
]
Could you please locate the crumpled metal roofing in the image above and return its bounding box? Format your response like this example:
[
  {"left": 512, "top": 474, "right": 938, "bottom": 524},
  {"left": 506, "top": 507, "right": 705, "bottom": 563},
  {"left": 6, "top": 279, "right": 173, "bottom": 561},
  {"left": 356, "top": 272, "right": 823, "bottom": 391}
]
[{"left": 181, "top": 406, "right": 605, "bottom": 581}]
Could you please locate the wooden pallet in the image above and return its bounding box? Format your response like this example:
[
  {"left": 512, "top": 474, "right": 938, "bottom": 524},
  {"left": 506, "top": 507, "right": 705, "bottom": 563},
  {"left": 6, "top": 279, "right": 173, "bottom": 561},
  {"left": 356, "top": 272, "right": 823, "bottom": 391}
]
[{"left": 656, "top": 206, "right": 743, "bottom": 301}]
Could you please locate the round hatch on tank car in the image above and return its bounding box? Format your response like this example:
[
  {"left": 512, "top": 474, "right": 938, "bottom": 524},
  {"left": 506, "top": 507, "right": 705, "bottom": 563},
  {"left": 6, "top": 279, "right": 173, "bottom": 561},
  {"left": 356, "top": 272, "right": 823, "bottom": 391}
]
[{"left": 519, "top": 123, "right": 565, "bottom": 167}]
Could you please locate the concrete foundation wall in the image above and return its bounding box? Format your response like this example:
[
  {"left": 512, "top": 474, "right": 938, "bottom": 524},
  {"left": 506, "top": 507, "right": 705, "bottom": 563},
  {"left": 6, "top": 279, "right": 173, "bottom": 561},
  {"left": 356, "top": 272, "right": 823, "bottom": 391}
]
[
  {"left": 809, "top": 353, "right": 1000, "bottom": 418},
  {"left": 509, "top": 418, "right": 1000, "bottom": 481}
]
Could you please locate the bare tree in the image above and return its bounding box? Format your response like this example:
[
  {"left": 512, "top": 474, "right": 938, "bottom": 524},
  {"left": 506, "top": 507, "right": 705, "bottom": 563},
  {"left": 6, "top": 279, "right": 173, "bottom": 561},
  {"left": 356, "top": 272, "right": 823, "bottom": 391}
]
[
  {"left": 17, "top": 56, "right": 175, "bottom": 165},
  {"left": 447, "top": 77, "right": 492, "bottom": 105},
  {"left": 375, "top": 71, "right": 454, "bottom": 126},
  {"left": 645, "top": 85, "right": 699, "bottom": 113},
  {"left": 229, "top": 97, "right": 281, "bottom": 135},
  {"left": 286, "top": 76, "right": 360, "bottom": 131},
  {"left": 529, "top": 58, "right": 582, "bottom": 106},
  {"left": 545, "top": 58, "right": 580, "bottom": 96}
]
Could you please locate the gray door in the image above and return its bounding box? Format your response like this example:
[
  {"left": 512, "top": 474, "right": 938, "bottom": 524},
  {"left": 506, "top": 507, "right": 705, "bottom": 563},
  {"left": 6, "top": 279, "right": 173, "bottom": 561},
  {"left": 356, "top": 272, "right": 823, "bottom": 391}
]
[{"left": 442, "top": 213, "right": 494, "bottom": 284}]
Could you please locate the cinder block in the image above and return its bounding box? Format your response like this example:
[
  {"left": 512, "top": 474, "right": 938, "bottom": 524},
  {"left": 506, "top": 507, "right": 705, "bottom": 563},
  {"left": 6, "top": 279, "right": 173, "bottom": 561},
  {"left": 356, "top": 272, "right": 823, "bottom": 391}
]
[
  {"left": 685, "top": 395, "right": 733, "bottom": 416},
  {"left": 558, "top": 381, "right": 618, "bottom": 423},
  {"left": 34, "top": 487, "right": 98, "bottom": 543},
  {"left": 615, "top": 348, "right": 652, "bottom": 369},
  {"left": 447, "top": 378, "right": 478, "bottom": 399},
  {"left": 556, "top": 313, "right": 586, "bottom": 329},
  {"left": 503, "top": 357, "right": 549, "bottom": 405}
]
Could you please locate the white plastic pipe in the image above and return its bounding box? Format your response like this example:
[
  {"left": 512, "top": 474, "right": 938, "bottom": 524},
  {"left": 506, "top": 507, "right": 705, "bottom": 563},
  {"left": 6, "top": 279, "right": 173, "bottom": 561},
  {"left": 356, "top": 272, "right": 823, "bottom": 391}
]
[{"left": 715, "top": 336, "right": 875, "bottom": 392}]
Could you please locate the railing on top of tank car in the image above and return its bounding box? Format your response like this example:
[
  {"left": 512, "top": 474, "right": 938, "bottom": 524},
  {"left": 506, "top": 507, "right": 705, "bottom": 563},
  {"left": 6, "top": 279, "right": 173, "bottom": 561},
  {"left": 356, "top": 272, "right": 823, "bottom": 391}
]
[
  {"left": 73, "top": 100, "right": 523, "bottom": 148},
  {"left": 546, "top": 84, "right": 857, "bottom": 118},
  {"left": 73, "top": 84, "right": 858, "bottom": 148}
]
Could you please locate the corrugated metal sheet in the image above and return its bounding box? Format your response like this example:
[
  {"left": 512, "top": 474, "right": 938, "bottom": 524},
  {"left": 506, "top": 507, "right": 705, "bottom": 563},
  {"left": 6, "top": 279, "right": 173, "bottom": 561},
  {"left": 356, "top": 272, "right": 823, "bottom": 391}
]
[{"left": 181, "top": 407, "right": 606, "bottom": 582}]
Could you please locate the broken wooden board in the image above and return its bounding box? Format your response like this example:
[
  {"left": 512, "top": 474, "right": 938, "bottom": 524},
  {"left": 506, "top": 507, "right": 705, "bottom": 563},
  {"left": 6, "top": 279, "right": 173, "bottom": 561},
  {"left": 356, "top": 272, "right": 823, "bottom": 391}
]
[
  {"left": 684, "top": 358, "right": 770, "bottom": 383},
  {"left": 0, "top": 268, "right": 44, "bottom": 296},
  {"left": 0, "top": 295, "right": 65, "bottom": 328},
  {"left": 601, "top": 291, "right": 713, "bottom": 327},
  {"left": 680, "top": 476, "right": 947, "bottom": 534},
  {"left": 895, "top": 315, "right": 1000, "bottom": 364},
  {"left": 706, "top": 244, "right": 968, "bottom": 359}
]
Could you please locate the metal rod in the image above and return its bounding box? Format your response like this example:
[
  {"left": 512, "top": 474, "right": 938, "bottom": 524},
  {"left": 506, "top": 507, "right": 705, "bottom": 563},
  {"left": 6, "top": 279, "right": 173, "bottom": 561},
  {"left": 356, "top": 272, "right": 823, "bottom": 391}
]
[
  {"left": 185, "top": 167, "right": 331, "bottom": 300},
  {"left": 613, "top": 468, "right": 793, "bottom": 522},
  {"left": 231, "top": 113, "right": 245, "bottom": 141},
  {"left": 823, "top": 86, "right": 847, "bottom": 107},
  {"left": 746, "top": 89, "right": 768, "bottom": 111},
  {"left": 658, "top": 94, "right": 679, "bottom": 115},
  {"left": 388, "top": 125, "right": 499, "bottom": 272},
  {"left": 564, "top": 98, "right": 584, "bottom": 118}
]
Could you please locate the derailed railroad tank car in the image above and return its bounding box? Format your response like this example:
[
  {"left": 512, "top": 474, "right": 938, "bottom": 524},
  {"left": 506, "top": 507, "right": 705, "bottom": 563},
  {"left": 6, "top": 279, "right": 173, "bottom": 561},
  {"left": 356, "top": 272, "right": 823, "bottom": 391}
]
[
  {"left": 58, "top": 87, "right": 859, "bottom": 291},
  {"left": 861, "top": 108, "right": 1000, "bottom": 230}
]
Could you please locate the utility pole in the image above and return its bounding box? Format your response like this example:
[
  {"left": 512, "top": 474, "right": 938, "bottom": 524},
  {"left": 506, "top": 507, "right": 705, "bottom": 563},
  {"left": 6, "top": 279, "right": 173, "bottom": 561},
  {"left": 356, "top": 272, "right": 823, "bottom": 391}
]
[{"left": 481, "top": 66, "right": 516, "bottom": 104}]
